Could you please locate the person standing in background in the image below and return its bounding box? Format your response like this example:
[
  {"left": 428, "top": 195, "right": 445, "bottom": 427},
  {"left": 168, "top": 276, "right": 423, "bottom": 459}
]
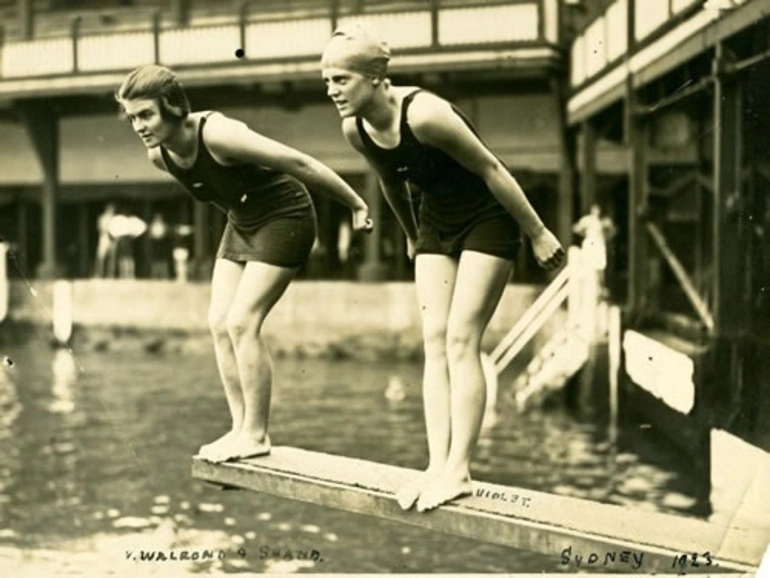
[{"left": 94, "top": 203, "right": 117, "bottom": 278}]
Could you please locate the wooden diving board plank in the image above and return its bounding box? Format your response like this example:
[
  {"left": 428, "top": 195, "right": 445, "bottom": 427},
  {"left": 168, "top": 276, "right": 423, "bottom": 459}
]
[{"left": 191, "top": 447, "right": 765, "bottom": 573}]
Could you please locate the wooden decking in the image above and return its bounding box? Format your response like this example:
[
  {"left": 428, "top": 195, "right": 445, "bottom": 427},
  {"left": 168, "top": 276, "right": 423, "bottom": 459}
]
[{"left": 192, "top": 447, "right": 766, "bottom": 574}]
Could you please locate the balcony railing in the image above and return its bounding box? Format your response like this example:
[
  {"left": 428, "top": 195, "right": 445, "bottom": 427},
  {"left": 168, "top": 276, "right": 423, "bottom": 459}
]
[
  {"left": 569, "top": 0, "right": 705, "bottom": 89},
  {"left": 0, "top": 0, "right": 560, "bottom": 81}
]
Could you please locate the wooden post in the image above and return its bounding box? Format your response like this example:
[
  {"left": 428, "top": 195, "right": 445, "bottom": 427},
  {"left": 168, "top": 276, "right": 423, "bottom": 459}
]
[
  {"left": 152, "top": 10, "right": 161, "bottom": 64},
  {"left": 19, "top": 101, "right": 61, "bottom": 279},
  {"left": 711, "top": 43, "right": 745, "bottom": 419},
  {"left": 712, "top": 44, "right": 743, "bottom": 340},
  {"left": 357, "top": 170, "right": 388, "bottom": 281},
  {"left": 141, "top": 199, "right": 153, "bottom": 279},
  {"left": 580, "top": 119, "right": 597, "bottom": 214},
  {"left": 193, "top": 201, "right": 211, "bottom": 281},
  {"left": 0, "top": 242, "right": 8, "bottom": 322},
  {"left": 71, "top": 15, "right": 80, "bottom": 74},
  {"left": 238, "top": 1, "right": 248, "bottom": 57},
  {"left": 17, "top": 0, "right": 32, "bottom": 40},
  {"left": 330, "top": 0, "right": 340, "bottom": 32},
  {"left": 430, "top": 0, "right": 440, "bottom": 47},
  {"left": 552, "top": 77, "right": 576, "bottom": 249},
  {"left": 78, "top": 203, "right": 89, "bottom": 278},
  {"left": 626, "top": 84, "right": 649, "bottom": 317},
  {"left": 170, "top": 0, "right": 188, "bottom": 26},
  {"left": 17, "top": 200, "right": 28, "bottom": 274}
]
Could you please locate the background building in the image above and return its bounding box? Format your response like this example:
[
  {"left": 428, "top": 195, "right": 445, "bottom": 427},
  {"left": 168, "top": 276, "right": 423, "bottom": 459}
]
[{"left": 0, "top": 0, "right": 586, "bottom": 283}]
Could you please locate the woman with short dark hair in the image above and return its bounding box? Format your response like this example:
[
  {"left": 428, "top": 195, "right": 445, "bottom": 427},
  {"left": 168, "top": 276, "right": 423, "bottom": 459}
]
[{"left": 117, "top": 64, "right": 372, "bottom": 463}]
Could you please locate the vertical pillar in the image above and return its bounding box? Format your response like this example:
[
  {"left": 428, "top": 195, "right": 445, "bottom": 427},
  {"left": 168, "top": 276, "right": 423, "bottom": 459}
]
[
  {"left": 19, "top": 101, "right": 61, "bottom": 279},
  {"left": 552, "top": 77, "right": 576, "bottom": 249},
  {"left": 626, "top": 85, "right": 649, "bottom": 316},
  {"left": 357, "top": 170, "right": 388, "bottom": 281},
  {"left": 142, "top": 199, "right": 153, "bottom": 279},
  {"left": 170, "top": 0, "right": 189, "bottom": 26},
  {"left": 17, "top": 200, "right": 28, "bottom": 273},
  {"left": 580, "top": 119, "right": 597, "bottom": 214},
  {"left": 193, "top": 201, "right": 212, "bottom": 280},
  {"left": 77, "top": 203, "right": 89, "bottom": 278},
  {"left": 17, "top": 0, "right": 32, "bottom": 40},
  {"left": 430, "top": 0, "right": 440, "bottom": 47},
  {"left": 712, "top": 45, "right": 743, "bottom": 339},
  {"left": 711, "top": 44, "right": 745, "bottom": 413}
]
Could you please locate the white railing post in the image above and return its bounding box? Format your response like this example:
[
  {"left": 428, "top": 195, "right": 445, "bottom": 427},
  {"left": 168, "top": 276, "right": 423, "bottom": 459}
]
[{"left": 567, "top": 245, "right": 582, "bottom": 329}]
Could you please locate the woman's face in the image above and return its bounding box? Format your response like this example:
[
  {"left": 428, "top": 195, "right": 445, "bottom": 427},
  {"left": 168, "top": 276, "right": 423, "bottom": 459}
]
[
  {"left": 121, "top": 98, "right": 176, "bottom": 148},
  {"left": 321, "top": 67, "right": 377, "bottom": 118}
]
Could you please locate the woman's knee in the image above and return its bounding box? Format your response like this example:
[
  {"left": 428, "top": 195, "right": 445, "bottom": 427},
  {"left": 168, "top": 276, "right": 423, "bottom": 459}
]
[
  {"left": 208, "top": 308, "right": 229, "bottom": 339},
  {"left": 445, "top": 323, "right": 481, "bottom": 362},
  {"left": 422, "top": 323, "right": 448, "bottom": 358},
  {"left": 225, "top": 310, "right": 263, "bottom": 342}
]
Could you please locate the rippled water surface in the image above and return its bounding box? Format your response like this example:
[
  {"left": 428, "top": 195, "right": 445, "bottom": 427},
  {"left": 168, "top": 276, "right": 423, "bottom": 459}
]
[{"left": 0, "top": 336, "right": 702, "bottom": 575}]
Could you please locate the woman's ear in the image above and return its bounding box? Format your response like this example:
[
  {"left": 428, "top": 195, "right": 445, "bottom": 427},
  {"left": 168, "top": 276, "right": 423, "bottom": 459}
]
[{"left": 372, "top": 77, "right": 381, "bottom": 86}]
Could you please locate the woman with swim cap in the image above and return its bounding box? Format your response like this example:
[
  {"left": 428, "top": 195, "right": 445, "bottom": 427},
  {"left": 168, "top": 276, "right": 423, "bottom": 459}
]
[
  {"left": 321, "top": 26, "right": 565, "bottom": 512},
  {"left": 117, "top": 64, "right": 372, "bottom": 463}
]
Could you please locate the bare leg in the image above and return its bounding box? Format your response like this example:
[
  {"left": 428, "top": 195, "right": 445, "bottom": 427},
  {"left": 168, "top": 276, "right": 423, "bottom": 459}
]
[
  {"left": 396, "top": 254, "right": 458, "bottom": 510},
  {"left": 417, "top": 251, "right": 512, "bottom": 511},
  {"left": 198, "top": 259, "right": 245, "bottom": 460},
  {"left": 205, "top": 261, "right": 297, "bottom": 462}
]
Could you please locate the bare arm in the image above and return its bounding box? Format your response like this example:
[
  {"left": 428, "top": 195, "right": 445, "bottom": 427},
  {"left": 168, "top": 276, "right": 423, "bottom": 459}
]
[
  {"left": 408, "top": 95, "right": 544, "bottom": 237},
  {"left": 203, "top": 115, "right": 371, "bottom": 229},
  {"left": 341, "top": 118, "right": 418, "bottom": 241},
  {"left": 379, "top": 174, "right": 419, "bottom": 242},
  {"left": 407, "top": 94, "right": 564, "bottom": 268}
]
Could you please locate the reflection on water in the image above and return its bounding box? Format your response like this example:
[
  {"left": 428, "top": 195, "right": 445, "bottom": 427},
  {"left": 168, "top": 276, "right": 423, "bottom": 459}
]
[
  {"left": 50, "top": 349, "right": 78, "bottom": 415},
  {"left": 0, "top": 337, "right": 704, "bottom": 574}
]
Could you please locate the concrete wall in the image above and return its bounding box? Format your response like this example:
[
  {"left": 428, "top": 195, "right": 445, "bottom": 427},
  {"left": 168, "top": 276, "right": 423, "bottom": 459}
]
[{"left": 7, "top": 279, "right": 561, "bottom": 352}]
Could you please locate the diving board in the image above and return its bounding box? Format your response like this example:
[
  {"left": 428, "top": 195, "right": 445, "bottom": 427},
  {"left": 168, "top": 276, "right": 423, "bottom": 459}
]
[{"left": 192, "top": 447, "right": 765, "bottom": 574}]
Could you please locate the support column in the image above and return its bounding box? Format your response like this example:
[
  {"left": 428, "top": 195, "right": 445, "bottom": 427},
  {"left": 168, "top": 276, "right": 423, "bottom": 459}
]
[
  {"left": 580, "top": 119, "right": 597, "bottom": 214},
  {"left": 552, "top": 78, "right": 576, "bottom": 249},
  {"left": 626, "top": 86, "right": 649, "bottom": 317},
  {"left": 17, "top": 200, "right": 28, "bottom": 274},
  {"left": 357, "top": 170, "right": 388, "bottom": 281},
  {"left": 711, "top": 44, "right": 745, "bottom": 412},
  {"left": 713, "top": 45, "right": 743, "bottom": 339},
  {"left": 78, "top": 203, "right": 89, "bottom": 278},
  {"left": 19, "top": 101, "right": 61, "bottom": 279},
  {"left": 142, "top": 199, "right": 153, "bottom": 279},
  {"left": 193, "top": 201, "right": 212, "bottom": 280},
  {"left": 170, "top": 0, "right": 189, "bottom": 26},
  {"left": 17, "top": 0, "right": 32, "bottom": 40}
]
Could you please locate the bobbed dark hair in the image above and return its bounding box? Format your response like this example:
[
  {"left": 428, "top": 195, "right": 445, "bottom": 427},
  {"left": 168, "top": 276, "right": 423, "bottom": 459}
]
[{"left": 116, "top": 64, "right": 191, "bottom": 121}]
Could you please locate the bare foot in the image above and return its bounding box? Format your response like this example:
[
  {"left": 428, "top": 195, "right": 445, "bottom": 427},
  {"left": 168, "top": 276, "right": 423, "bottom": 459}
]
[
  {"left": 395, "top": 469, "right": 441, "bottom": 510},
  {"left": 416, "top": 474, "right": 473, "bottom": 512},
  {"left": 197, "top": 430, "right": 239, "bottom": 461},
  {"left": 206, "top": 433, "right": 272, "bottom": 463}
]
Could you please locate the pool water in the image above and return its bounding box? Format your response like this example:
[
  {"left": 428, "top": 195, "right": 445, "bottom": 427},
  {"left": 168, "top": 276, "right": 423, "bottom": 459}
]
[{"left": 0, "top": 337, "right": 702, "bottom": 574}]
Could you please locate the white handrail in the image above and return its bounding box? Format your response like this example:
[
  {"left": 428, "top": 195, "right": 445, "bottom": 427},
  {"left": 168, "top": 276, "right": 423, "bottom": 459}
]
[
  {"left": 490, "top": 262, "right": 573, "bottom": 365},
  {"left": 494, "top": 281, "right": 572, "bottom": 373}
]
